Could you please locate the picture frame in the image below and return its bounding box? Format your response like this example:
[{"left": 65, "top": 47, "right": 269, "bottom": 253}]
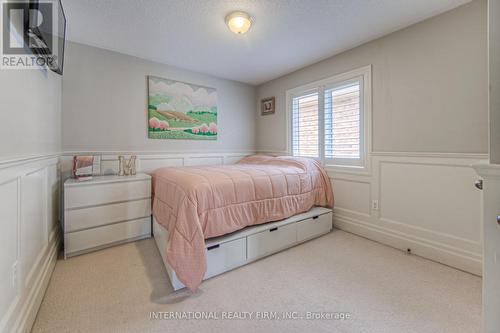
[
  {"left": 261, "top": 97, "right": 275, "bottom": 115},
  {"left": 147, "top": 75, "right": 218, "bottom": 140}
]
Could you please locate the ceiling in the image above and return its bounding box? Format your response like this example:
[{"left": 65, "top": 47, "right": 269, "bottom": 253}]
[{"left": 62, "top": 0, "right": 472, "bottom": 85}]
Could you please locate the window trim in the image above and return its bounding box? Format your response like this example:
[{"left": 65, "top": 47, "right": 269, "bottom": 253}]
[{"left": 285, "top": 65, "right": 372, "bottom": 173}]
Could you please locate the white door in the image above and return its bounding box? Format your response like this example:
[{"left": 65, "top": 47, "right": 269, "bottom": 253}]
[{"left": 474, "top": 166, "right": 500, "bottom": 333}]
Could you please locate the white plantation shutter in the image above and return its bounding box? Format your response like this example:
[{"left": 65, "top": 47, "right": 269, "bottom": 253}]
[
  {"left": 292, "top": 91, "right": 319, "bottom": 158},
  {"left": 324, "top": 79, "right": 362, "bottom": 164},
  {"left": 288, "top": 66, "right": 369, "bottom": 168}
]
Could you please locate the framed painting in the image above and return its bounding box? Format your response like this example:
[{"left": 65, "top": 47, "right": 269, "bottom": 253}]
[
  {"left": 261, "top": 97, "right": 275, "bottom": 115},
  {"left": 147, "top": 76, "right": 218, "bottom": 140}
]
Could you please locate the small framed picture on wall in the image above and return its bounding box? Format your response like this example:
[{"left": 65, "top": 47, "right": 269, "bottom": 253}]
[{"left": 261, "top": 97, "right": 275, "bottom": 115}]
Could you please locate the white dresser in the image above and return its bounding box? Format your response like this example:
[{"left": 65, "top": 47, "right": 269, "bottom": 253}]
[{"left": 63, "top": 174, "right": 152, "bottom": 258}]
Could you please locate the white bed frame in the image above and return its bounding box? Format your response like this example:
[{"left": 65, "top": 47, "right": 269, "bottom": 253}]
[{"left": 153, "top": 207, "right": 333, "bottom": 290}]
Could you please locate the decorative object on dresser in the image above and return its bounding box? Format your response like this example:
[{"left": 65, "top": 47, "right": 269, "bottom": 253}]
[
  {"left": 118, "top": 155, "right": 137, "bottom": 176},
  {"left": 63, "top": 174, "right": 152, "bottom": 258},
  {"left": 261, "top": 97, "right": 275, "bottom": 115},
  {"left": 72, "top": 155, "right": 94, "bottom": 181},
  {"left": 72, "top": 155, "right": 101, "bottom": 181}
]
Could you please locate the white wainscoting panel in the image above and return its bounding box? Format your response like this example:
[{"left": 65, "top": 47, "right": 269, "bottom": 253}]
[
  {"left": 0, "top": 155, "right": 60, "bottom": 333},
  {"left": 47, "top": 164, "right": 59, "bottom": 235},
  {"left": 0, "top": 179, "right": 19, "bottom": 323},
  {"left": 379, "top": 161, "right": 481, "bottom": 252},
  {"left": 330, "top": 178, "right": 371, "bottom": 216},
  {"left": 327, "top": 152, "right": 486, "bottom": 276},
  {"left": 21, "top": 169, "right": 47, "bottom": 289}
]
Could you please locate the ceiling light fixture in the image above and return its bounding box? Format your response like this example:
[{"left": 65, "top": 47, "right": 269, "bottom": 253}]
[{"left": 225, "top": 11, "right": 252, "bottom": 35}]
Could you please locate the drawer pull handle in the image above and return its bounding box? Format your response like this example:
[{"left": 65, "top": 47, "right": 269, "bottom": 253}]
[
  {"left": 207, "top": 244, "right": 220, "bottom": 251},
  {"left": 269, "top": 227, "right": 278, "bottom": 232},
  {"left": 312, "top": 216, "right": 319, "bottom": 220}
]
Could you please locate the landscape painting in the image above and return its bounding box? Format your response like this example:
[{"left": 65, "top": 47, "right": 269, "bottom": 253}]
[{"left": 148, "top": 76, "right": 218, "bottom": 140}]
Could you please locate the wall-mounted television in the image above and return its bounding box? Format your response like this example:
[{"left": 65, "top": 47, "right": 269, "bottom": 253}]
[{"left": 27, "top": 0, "right": 66, "bottom": 75}]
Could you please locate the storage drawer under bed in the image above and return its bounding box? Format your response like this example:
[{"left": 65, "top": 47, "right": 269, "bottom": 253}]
[
  {"left": 205, "top": 237, "right": 247, "bottom": 279},
  {"left": 247, "top": 223, "right": 297, "bottom": 261},
  {"left": 154, "top": 209, "right": 332, "bottom": 290},
  {"left": 296, "top": 212, "right": 332, "bottom": 242}
]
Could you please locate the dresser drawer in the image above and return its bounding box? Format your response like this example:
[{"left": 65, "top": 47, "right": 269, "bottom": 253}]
[
  {"left": 205, "top": 237, "right": 247, "bottom": 279},
  {"left": 65, "top": 180, "right": 150, "bottom": 209},
  {"left": 296, "top": 212, "right": 332, "bottom": 242},
  {"left": 247, "top": 223, "right": 297, "bottom": 261},
  {"left": 64, "top": 217, "right": 151, "bottom": 257},
  {"left": 65, "top": 198, "right": 151, "bottom": 232}
]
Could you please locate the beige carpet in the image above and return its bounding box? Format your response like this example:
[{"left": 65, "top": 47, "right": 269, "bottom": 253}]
[{"left": 32, "top": 230, "right": 481, "bottom": 333}]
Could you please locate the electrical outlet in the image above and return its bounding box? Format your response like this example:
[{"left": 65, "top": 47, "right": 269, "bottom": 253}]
[
  {"left": 371, "top": 200, "right": 379, "bottom": 211},
  {"left": 11, "top": 262, "right": 17, "bottom": 289}
]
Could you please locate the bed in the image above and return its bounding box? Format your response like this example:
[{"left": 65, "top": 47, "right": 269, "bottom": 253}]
[{"left": 151, "top": 155, "right": 334, "bottom": 291}]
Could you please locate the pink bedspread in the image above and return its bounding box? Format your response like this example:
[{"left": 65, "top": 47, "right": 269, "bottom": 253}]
[{"left": 151, "top": 155, "right": 334, "bottom": 291}]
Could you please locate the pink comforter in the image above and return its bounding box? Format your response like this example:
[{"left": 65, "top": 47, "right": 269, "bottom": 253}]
[{"left": 151, "top": 155, "right": 334, "bottom": 291}]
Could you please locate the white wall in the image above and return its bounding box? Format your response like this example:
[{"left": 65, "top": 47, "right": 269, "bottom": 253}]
[
  {"left": 62, "top": 42, "right": 257, "bottom": 154},
  {"left": 256, "top": 0, "right": 487, "bottom": 154},
  {"left": 490, "top": 0, "right": 500, "bottom": 164},
  {"left": 0, "top": 70, "right": 61, "bottom": 160},
  {"left": 0, "top": 0, "right": 61, "bottom": 160},
  {"left": 256, "top": 0, "right": 488, "bottom": 275}
]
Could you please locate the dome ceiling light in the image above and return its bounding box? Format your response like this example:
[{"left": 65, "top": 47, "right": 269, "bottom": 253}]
[{"left": 225, "top": 11, "right": 252, "bottom": 35}]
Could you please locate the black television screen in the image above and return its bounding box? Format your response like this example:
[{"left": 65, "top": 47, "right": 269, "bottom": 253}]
[{"left": 27, "top": 0, "right": 66, "bottom": 75}]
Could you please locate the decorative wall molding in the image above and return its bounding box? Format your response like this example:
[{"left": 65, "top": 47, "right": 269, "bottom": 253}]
[
  {"left": 257, "top": 150, "right": 489, "bottom": 160},
  {"left": 61, "top": 150, "right": 257, "bottom": 156},
  {"left": 371, "top": 151, "right": 489, "bottom": 159},
  {"left": 327, "top": 152, "right": 486, "bottom": 275},
  {"left": 473, "top": 162, "right": 500, "bottom": 178},
  {"left": 0, "top": 154, "right": 61, "bottom": 333},
  {"left": 0, "top": 154, "right": 60, "bottom": 170},
  {"left": 334, "top": 214, "right": 482, "bottom": 275},
  {"left": 9, "top": 231, "right": 60, "bottom": 333}
]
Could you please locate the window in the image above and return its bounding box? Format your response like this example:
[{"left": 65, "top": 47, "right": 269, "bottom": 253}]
[
  {"left": 288, "top": 66, "right": 371, "bottom": 169},
  {"left": 292, "top": 91, "right": 319, "bottom": 157}
]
